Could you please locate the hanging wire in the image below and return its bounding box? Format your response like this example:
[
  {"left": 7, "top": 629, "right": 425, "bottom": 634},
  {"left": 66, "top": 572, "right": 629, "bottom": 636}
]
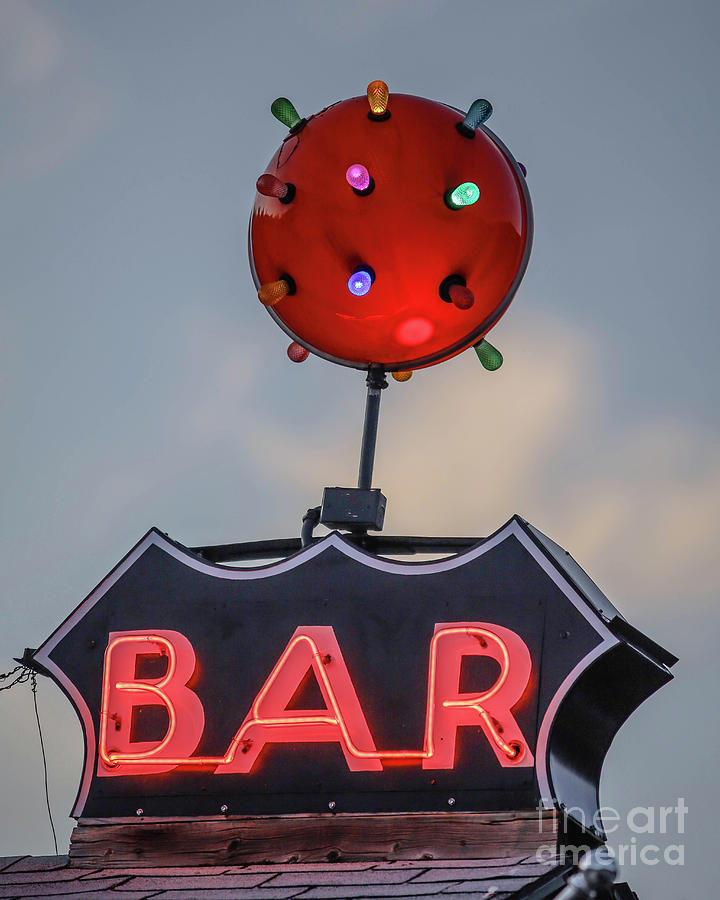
[
  {"left": 1, "top": 665, "right": 59, "bottom": 855},
  {"left": 0, "top": 665, "right": 31, "bottom": 691},
  {"left": 30, "top": 672, "right": 59, "bottom": 855}
]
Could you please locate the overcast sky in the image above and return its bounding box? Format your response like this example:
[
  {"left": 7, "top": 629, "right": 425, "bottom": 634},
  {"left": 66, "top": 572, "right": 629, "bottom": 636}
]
[{"left": 1, "top": 2, "right": 718, "bottom": 896}]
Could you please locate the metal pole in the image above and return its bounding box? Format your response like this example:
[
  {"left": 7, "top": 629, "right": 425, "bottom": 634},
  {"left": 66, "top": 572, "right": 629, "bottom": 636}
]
[{"left": 357, "top": 366, "right": 387, "bottom": 490}]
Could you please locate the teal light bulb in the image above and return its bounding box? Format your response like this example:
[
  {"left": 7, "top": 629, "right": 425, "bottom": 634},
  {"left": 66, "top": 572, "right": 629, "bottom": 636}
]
[
  {"left": 463, "top": 99, "right": 493, "bottom": 130},
  {"left": 445, "top": 182, "right": 480, "bottom": 210}
]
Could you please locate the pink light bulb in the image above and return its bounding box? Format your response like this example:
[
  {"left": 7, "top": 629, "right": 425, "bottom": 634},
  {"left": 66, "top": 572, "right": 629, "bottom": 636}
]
[{"left": 346, "top": 164, "right": 371, "bottom": 192}]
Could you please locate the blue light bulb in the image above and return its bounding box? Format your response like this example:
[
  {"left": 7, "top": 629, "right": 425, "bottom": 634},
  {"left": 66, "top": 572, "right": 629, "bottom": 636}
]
[{"left": 348, "top": 268, "right": 374, "bottom": 296}]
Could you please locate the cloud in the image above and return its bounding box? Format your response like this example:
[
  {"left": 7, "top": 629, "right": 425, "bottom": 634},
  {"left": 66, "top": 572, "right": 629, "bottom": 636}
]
[
  {"left": 557, "top": 422, "right": 720, "bottom": 605},
  {"left": 0, "top": 1, "right": 111, "bottom": 185},
  {"left": 284, "top": 0, "right": 443, "bottom": 39},
  {"left": 241, "top": 309, "right": 720, "bottom": 610},
  {"left": 79, "top": 308, "right": 263, "bottom": 523},
  {"left": 243, "top": 309, "right": 591, "bottom": 521},
  {"left": 177, "top": 309, "right": 264, "bottom": 444},
  {"left": 0, "top": 0, "right": 62, "bottom": 85}
]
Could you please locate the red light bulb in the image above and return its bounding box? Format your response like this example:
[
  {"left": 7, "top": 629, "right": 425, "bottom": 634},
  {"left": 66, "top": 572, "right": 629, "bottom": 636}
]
[
  {"left": 256, "top": 174, "right": 294, "bottom": 203},
  {"left": 448, "top": 284, "right": 475, "bottom": 310},
  {"left": 287, "top": 342, "right": 309, "bottom": 363}
]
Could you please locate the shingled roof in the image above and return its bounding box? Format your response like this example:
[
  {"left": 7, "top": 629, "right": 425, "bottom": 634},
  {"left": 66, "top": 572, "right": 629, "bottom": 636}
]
[{"left": 0, "top": 854, "right": 556, "bottom": 899}]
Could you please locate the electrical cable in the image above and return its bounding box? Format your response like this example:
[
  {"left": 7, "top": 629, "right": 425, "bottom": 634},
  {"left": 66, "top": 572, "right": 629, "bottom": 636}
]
[
  {"left": 0, "top": 665, "right": 58, "bottom": 853},
  {"left": 30, "top": 672, "right": 59, "bottom": 855},
  {"left": 0, "top": 665, "right": 31, "bottom": 692}
]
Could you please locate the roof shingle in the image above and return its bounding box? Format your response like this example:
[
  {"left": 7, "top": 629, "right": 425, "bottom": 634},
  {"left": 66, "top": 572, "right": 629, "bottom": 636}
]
[{"left": 0, "top": 855, "right": 556, "bottom": 899}]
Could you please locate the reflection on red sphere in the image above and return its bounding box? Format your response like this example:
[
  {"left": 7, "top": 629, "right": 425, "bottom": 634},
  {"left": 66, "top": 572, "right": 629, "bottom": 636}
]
[
  {"left": 250, "top": 93, "right": 531, "bottom": 371},
  {"left": 395, "top": 317, "right": 435, "bottom": 346}
]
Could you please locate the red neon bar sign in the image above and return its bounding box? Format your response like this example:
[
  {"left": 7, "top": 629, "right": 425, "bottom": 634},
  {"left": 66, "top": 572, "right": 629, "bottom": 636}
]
[{"left": 98, "top": 622, "right": 534, "bottom": 776}]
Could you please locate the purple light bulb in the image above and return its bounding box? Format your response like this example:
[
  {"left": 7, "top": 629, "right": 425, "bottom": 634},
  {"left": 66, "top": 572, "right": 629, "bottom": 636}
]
[
  {"left": 348, "top": 266, "right": 375, "bottom": 296},
  {"left": 346, "top": 164, "right": 371, "bottom": 192}
]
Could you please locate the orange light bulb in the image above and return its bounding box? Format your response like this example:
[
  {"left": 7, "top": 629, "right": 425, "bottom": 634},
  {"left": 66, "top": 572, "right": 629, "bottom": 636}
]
[
  {"left": 367, "top": 80, "right": 389, "bottom": 117},
  {"left": 392, "top": 370, "right": 413, "bottom": 382},
  {"left": 258, "top": 279, "right": 290, "bottom": 307}
]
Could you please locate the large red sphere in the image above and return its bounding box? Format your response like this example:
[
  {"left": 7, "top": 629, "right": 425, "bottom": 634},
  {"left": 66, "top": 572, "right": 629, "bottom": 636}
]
[{"left": 249, "top": 93, "right": 532, "bottom": 371}]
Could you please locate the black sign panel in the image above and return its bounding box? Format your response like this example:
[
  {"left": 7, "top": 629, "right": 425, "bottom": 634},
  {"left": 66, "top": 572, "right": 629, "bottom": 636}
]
[{"left": 32, "top": 517, "right": 674, "bottom": 833}]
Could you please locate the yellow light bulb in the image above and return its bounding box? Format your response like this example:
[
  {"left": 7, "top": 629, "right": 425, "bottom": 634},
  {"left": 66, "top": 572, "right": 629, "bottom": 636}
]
[
  {"left": 392, "top": 370, "right": 413, "bottom": 382},
  {"left": 367, "top": 80, "right": 389, "bottom": 116},
  {"left": 258, "top": 279, "right": 289, "bottom": 307}
]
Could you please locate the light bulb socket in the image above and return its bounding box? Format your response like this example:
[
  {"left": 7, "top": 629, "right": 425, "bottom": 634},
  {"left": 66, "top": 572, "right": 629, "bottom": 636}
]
[
  {"left": 289, "top": 118, "right": 307, "bottom": 135},
  {"left": 367, "top": 109, "right": 391, "bottom": 122},
  {"left": 279, "top": 273, "right": 297, "bottom": 295},
  {"left": 444, "top": 189, "right": 463, "bottom": 210},
  {"left": 438, "top": 274, "right": 467, "bottom": 303},
  {"left": 352, "top": 176, "right": 375, "bottom": 197},
  {"left": 455, "top": 121, "right": 476, "bottom": 139},
  {"left": 279, "top": 182, "right": 296, "bottom": 204},
  {"left": 352, "top": 265, "right": 375, "bottom": 284}
]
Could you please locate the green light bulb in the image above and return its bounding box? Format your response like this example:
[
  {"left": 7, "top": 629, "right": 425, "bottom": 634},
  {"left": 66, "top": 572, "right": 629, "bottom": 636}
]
[
  {"left": 445, "top": 182, "right": 480, "bottom": 210},
  {"left": 474, "top": 339, "right": 503, "bottom": 370},
  {"left": 271, "top": 97, "right": 302, "bottom": 131}
]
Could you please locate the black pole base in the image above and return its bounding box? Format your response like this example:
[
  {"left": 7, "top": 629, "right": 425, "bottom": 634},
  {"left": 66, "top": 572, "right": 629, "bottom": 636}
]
[{"left": 319, "top": 487, "right": 387, "bottom": 533}]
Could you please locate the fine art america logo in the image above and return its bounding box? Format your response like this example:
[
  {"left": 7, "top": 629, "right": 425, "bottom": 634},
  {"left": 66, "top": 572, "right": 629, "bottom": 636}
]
[{"left": 536, "top": 800, "right": 688, "bottom": 867}]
